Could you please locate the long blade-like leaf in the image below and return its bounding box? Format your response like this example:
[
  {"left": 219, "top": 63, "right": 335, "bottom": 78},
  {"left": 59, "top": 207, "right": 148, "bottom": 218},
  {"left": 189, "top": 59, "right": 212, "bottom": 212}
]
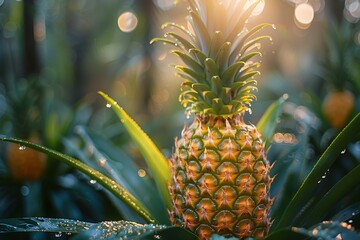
[
  {"left": 305, "top": 164, "right": 360, "bottom": 226},
  {"left": 73, "top": 222, "right": 198, "bottom": 240},
  {"left": 0, "top": 136, "right": 155, "bottom": 223},
  {"left": 0, "top": 217, "right": 93, "bottom": 234},
  {"left": 256, "top": 95, "right": 287, "bottom": 145},
  {"left": 98, "top": 92, "right": 171, "bottom": 208},
  {"left": 275, "top": 112, "right": 360, "bottom": 230},
  {"left": 0, "top": 218, "right": 199, "bottom": 240}
]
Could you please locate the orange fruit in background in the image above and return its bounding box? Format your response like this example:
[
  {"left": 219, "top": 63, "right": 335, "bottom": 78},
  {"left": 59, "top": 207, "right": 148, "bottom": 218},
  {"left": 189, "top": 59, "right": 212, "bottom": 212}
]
[
  {"left": 6, "top": 136, "right": 47, "bottom": 181},
  {"left": 322, "top": 90, "right": 355, "bottom": 129}
]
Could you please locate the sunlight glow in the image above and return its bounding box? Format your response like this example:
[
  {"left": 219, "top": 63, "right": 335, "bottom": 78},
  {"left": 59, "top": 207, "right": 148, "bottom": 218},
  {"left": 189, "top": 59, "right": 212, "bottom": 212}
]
[
  {"left": 294, "top": 3, "right": 314, "bottom": 29},
  {"left": 153, "top": 0, "right": 178, "bottom": 11},
  {"left": 245, "top": 0, "right": 266, "bottom": 16},
  {"left": 117, "top": 12, "right": 138, "bottom": 33}
]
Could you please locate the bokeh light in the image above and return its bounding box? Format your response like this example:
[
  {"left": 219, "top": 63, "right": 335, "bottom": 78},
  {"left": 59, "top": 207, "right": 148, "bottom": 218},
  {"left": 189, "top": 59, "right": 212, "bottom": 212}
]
[
  {"left": 310, "top": 0, "right": 325, "bottom": 13},
  {"left": 344, "top": 0, "right": 360, "bottom": 21},
  {"left": 152, "top": 0, "right": 177, "bottom": 11},
  {"left": 294, "top": 3, "right": 315, "bottom": 29},
  {"left": 117, "top": 11, "right": 138, "bottom": 32}
]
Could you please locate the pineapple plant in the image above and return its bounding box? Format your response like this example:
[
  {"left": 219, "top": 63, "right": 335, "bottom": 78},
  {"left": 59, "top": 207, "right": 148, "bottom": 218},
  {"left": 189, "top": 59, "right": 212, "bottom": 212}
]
[
  {"left": 3, "top": 79, "right": 47, "bottom": 182},
  {"left": 151, "top": 0, "right": 273, "bottom": 238},
  {"left": 320, "top": 22, "right": 358, "bottom": 129},
  {"left": 2, "top": 1, "right": 360, "bottom": 240}
]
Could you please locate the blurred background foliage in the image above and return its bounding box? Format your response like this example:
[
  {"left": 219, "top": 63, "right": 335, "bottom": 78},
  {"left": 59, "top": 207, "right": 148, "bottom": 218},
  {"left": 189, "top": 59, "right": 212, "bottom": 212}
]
[{"left": 0, "top": 0, "right": 360, "bottom": 239}]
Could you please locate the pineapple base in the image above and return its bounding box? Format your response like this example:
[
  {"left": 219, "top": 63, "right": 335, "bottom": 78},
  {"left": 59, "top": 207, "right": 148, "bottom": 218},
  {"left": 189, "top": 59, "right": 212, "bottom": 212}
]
[{"left": 169, "top": 114, "right": 272, "bottom": 240}]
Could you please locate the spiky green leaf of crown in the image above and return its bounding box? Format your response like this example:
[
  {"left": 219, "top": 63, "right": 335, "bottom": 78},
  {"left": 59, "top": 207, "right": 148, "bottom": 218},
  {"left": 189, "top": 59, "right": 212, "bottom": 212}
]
[{"left": 151, "top": 0, "right": 272, "bottom": 117}]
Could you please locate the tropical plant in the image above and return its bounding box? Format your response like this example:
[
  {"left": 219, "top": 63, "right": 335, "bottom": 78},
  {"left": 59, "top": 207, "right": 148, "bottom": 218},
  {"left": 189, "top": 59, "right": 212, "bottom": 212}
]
[{"left": 0, "top": 1, "right": 360, "bottom": 240}]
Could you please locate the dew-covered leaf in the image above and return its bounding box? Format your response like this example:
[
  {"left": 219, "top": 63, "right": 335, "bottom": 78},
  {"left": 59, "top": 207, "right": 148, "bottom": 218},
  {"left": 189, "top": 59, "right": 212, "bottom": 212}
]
[
  {"left": 0, "top": 217, "right": 93, "bottom": 234},
  {"left": 291, "top": 221, "right": 360, "bottom": 240},
  {"left": 0, "top": 136, "right": 155, "bottom": 223},
  {"left": 305, "top": 164, "right": 360, "bottom": 226},
  {"left": 275, "top": 112, "right": 360, "bottom": 230},
  {"left": 98, "top": 92, "right": 171, "bottom": 209},
  {"left": 72, "top": 221, "right": 198, "bottom": 240},
  {"left": 65, "top": 127, "right": 169, "bottom": 224}
]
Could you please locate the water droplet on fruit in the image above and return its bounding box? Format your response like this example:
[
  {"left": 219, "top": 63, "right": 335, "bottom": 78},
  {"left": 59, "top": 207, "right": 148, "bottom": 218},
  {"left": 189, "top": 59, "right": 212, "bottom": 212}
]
[{"left": 19, "top": 145, "right": 26, "bottom": 151}]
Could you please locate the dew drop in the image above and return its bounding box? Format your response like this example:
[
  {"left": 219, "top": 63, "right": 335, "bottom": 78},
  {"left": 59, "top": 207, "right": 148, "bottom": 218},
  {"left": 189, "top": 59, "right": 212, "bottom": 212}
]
[
  {"left": 55, "top": 232, "right": 62, "bottom": 238},
  {"left": 349, "top": 219, "right": 353, "bottom": 223},
  {"left": 98, "top": 158, "right": 107, "bottom": 167},
  {"left": 90, "top": 179, "right": 97, "bottom": 184},
  {"left": 19, "top": 145, "right": 26, "bottom": 151},
  {"left": 20, "top": 185, "right": 30, "bottom": 196},
  {"left": 138, "top": 169, "right": 147, "bottom": 178},
  {"left": 317, "top": 180, "right": 321, "bottom": 184},
  {"left": 341, "top": 149, "right": 346, "bottom": 154},
  {"left": 113, "top": 101, "right": 118, "bottom": 105},
  {"left": 106, "top": 103, "right": 112, "bottom": 108},
  {"left": 272, "top": 24, "right": 277, "bottom": 30}
]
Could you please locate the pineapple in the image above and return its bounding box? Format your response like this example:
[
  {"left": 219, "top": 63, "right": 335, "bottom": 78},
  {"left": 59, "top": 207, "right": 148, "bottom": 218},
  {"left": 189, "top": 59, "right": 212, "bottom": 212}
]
[{"left": 152, "top": 0, "right": 273, "bottom": 239}]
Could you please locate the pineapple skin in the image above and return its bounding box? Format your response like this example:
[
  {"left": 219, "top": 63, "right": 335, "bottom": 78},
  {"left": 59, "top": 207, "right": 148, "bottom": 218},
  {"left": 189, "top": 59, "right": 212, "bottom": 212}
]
[{"left": 169, "top": 114, "right": 272, "bottom": 240}]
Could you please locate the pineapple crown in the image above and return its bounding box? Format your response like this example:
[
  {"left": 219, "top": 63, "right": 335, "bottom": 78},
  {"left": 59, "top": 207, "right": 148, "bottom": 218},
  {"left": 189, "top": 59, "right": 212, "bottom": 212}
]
[{"left": 151, "top": 0, "right": 272, "bottom": 117}]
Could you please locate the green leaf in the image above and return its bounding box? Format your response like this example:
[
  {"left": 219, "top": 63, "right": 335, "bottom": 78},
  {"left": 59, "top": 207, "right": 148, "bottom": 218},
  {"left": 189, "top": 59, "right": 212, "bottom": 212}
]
[
  {"left": 0, "top": 218, "right": 199, "bottom": 240},
  {"left": 256, "top": 94, "right": 287, "bottom": 144},
  {"left": 171, "top": 50, "right": 203, "bottom": 73},
  {"left": 267, "top": 221, "right": 360, "bottom": 240},
  {"left": 215, "top": 42, "right": 231, "bottom": 73},
  {"left": 263, "top": 228, "right": 308, "bottom": 240},
  {"left": 275, "top": 112, "right": 360, "bottom": 230},
  {"left": 65, "top": 127, "right": 170, "bottom": 224},
  {"left": 75, "top": 222, "right": 198, "bottom": 240},
  {"left": 167, "top": 32, "right": 196, "bottom": 52},
  {"left": 291, "top": 221, "right": 360, "bottom": 240},
  {"left": 98, "top": 92, "right": 171, "bottom": 209},
  {"left": 221, "top": 62, "right": 245, "bottom": 87},
  {"left": 189, "top": 10, "right": 211, "bottom": 53},
  {"left": 175, "top": 65, "right": 204, "bottom": 83},
  {"left": 0, "top": 136, "right": 155, "bottom": 224},
  {"left": 0, "top": 217, "right": 93, "bottom": 234},
  {"left": 209, "top": 31, "right": 224, "bottom": 59},
  {"left": 305, "top": 164, "right": 360, "bottom": 226}
]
